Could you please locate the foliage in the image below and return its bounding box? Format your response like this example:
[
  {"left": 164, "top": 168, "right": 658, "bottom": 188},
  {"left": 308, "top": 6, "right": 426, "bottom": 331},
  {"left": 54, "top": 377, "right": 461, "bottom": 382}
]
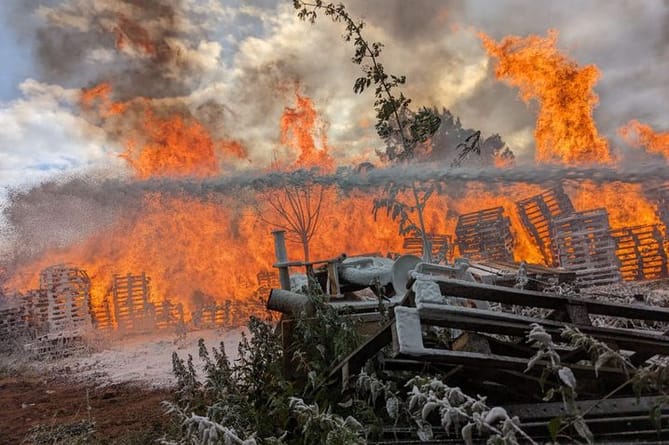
[
  {"left": 289, "top": 397, "right": 364, "bottom": 445},
  {"left": 293, "top": 1, "right": 467, "bottom": 262},
  {"left": 165, "top": 286, "right": 364, "bottom": 445},
  {"left": 525, "top": 323, "right": 594, "bottom": 444},
  {"left": 290, "top": 286, "right": 362, "bottom": 389},
  {"left": 405, "top": 376, "right": 535, "bottom": 445},
  {"left": 293, "top": 1, "right": 441, "bottom": 162}
]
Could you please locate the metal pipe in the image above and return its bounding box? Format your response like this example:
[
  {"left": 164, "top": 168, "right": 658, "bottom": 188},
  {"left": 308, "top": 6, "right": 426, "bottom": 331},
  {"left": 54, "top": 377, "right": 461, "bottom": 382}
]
[
  {"left": 272, "top": 230, "right": 291, "bottom": 290},
  {"left": 266, "top": 289, "right": 315, "bottom": 317}
]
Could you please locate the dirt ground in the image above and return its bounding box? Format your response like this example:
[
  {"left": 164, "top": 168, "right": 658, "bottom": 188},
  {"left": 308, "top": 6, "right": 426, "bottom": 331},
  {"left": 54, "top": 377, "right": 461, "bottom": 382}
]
[{"left": 0, "top": 374, "right": 173, "bottom": 444}]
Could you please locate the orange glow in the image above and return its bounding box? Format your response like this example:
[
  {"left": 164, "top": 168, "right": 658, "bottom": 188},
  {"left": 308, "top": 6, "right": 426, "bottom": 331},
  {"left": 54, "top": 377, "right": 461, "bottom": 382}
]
[
  {"left": 569, "top": 182, "right": 659, "bottom": 229},
  {"left": 452, "top": 184, "right": 545, "bottom": 263},
  {"left": 480, "top": 30, "right": 612, "bottom": 165},
  {"left": 80, "top": 83, "right": 128, "bottom": 117},
  {"left": 12, "top": 34, "right": 669, "bottom": 328},
  {"left": 120, "top": 108, "right": 245, "bottom": 179},
  {"left": 114, "top": 14, "right": 157, "bottom": 56},
  {"left": 619, "top": 120, "right": 669, "bottom": 159},
  {"left": 280, "top": 91, "right": 335, "bottom": 172}
]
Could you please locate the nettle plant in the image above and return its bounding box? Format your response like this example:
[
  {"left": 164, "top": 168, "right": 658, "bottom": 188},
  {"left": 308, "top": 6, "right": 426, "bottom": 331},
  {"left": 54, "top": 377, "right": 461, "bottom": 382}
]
[{"left": 293, "top": 1, "right": 481, "bottom": 263}]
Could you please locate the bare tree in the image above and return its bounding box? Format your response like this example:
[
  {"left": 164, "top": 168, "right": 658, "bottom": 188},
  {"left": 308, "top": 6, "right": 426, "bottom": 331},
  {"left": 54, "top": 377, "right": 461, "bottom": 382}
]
[{"left": 257, "top": 181, "right": 325, "bottom": 263}]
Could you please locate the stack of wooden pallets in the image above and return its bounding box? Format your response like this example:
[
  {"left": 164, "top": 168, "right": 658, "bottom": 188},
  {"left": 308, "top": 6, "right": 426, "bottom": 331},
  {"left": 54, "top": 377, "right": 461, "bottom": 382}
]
[
  {"left": 611, "top": 224, "right": 668, "bottom": 281},
  {"left": 552, "top": 209, "right": 621, "bottom": 287},
  {"left": 111, "top": 272, "right": 155, "bottom": 333},
  {"left": 38, "top": 265, "right": 92, "bottom": 336},
  {"left": 516, "top": 187, "right": 575, "bottom": 266},
  {"left": 402, "top": 234, "right": 453, "bottom": 261},
  {"left": 455, "top": 207, "right": 514, "bottom": 262}
]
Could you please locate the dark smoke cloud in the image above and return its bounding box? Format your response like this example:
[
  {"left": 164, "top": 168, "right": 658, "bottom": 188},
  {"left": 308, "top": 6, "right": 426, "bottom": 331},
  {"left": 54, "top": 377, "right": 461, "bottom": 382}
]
[{"left": 17, "top": 0, "right": 218, "bottom": 100}]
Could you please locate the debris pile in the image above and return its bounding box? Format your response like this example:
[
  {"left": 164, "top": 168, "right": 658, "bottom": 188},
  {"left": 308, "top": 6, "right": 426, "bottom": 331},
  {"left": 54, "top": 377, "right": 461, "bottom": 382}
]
[{"left": 267, "top": 247, "right": 669, "bottom": 443}]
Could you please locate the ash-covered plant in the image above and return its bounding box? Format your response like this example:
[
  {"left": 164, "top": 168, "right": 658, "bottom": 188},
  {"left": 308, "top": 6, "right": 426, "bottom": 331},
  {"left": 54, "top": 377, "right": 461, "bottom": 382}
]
[
  {"left": 526, "top": 323, "right": 594, "bottom": 444},
  {"left": 165, "top": 298, "right": 365, "bottom": 445},
  {"left": 290, "top": 280, "right": 362, "bottom": 391},
  {"left": 289, "top": 397, "right": 365, "bottom": 445},
  {"left": 405, "top": 376, "right": 535, "bottom": 445},
  {"left": 165, "top": 316, "right": 288, "bottom": 444}
]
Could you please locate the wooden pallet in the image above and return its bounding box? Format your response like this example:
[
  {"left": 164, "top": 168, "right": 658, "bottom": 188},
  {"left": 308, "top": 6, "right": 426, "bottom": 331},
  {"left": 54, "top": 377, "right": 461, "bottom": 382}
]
[
  {"left": 0, "top": 304, "right": 29, "bottom": 350},
  {"left": 257, "top": 271, "right": 280, "bottom": 289},
  {"left": 611, "top": 224, "right": 668, "bottom": 281},
  {"left": 553, "top": 209, "right": 621, "bottom": 287},
  {"left": 111, "top": 273, "right": 155, "bottom": 332},
  {"left": 516, "top": 187, "right": 574, "bottom": 266},
  {"left": 192, "top": 298, "right": 266, "bottom": 329},
  {"left": 155, "top": 299, "right": 184, "bottom": 330},
  {"left": 24, "top": 289, "right": 49, "bottom": 333},
  {"left": 455, "top": 207, "right": 513, "bottom": 262},
  {"left": 38, "top": 265, "right": 92, "bottom": 335},
  {"left": 91, "top": 296, "right": 114, "bottom": 332},
  {"left": 402, "top": 234, "right": 453, "bottom": 261}
]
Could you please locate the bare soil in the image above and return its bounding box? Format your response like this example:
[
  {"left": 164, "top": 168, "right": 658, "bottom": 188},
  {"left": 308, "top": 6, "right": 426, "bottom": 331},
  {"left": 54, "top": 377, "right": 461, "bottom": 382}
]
[{"left": 0, "top": 374, "right": 173, "bottom": 444}]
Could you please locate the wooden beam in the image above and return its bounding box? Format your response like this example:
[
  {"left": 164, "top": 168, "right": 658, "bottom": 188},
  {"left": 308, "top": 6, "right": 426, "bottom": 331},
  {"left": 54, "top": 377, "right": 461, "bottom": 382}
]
[
  {"left": 326, "top": 319, "right": 394, "bottom": 387},
  {"left": 417, "top": 304, "right": 669, "bottom": 356},
  {"left": 433, "top": 278, "right": 669, "bottom": 321}
]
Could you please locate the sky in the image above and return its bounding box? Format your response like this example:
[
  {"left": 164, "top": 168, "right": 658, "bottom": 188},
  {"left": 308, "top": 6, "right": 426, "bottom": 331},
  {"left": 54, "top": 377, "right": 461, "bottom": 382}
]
[{"left": 0, "top": 0, "right": 667, "bottom": 190}]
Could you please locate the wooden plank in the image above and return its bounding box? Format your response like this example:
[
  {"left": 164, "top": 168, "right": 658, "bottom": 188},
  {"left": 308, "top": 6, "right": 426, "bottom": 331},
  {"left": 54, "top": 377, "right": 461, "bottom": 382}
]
[
  {"left": 416, "top": 304, "right": 669, "bottom": 356},
  {"left": 327, "top": 319, "right": 394, "bottom": 386},
  {"left": 396, "top": 347, "right": 624, "bottom": 379},
  {"left": 428, "top": 278, "right": 669, "bottom": 321}
]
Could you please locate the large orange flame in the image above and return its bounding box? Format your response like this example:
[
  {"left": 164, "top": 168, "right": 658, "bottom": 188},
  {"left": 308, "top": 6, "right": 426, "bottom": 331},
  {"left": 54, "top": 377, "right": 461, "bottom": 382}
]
[
  {"left": 480, "top": 30, "right": 612, "bottom": 165},
  {"left": 120, "top": 108, "right": 245, "bottom": 179},
  {"left": 279, "top": 91, "right": 335, "bottom": 171},
  {"left": 619, "top": 120, "right": 669, "bottom": 159}
]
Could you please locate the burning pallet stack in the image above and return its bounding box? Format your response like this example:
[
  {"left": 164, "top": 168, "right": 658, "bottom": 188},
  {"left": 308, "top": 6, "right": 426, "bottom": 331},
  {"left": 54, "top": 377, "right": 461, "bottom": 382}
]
[
  {"left": 0, "top": 302, "right": 29, "bottom": 352},
  {"left": 18, "top": 265, "right": 94, "bottom": 357},
  {"left": 516, "top": 187, "right": 575, "bottom": 266},
  {"left": 155, "top": 299, "right": 185, "bottom": 330},
  {"left": 111, "top": 273, "right": 155, "bottom": 333},
  {"left": 455, "top": 207, "right": 514, "bottom": 262},
  {"left": 552, "top": 209, "right": 621, "bottom": 286},
  {"left": 457, "top": 185, "right": 669, "bottom": 286},
  {"left": 36, "top": 265, "right": 92, "bottom": 336},
  {"left": 402, "top": 233, "right": 453, "bottom": 261},
  {"left": 611, "top": 225, "right": 667, "bottom": 281}
]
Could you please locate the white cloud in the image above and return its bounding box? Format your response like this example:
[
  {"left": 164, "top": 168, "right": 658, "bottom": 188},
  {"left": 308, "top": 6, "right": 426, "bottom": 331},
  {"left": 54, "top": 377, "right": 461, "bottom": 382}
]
[{"left": 0, "top": 80, "right": 121, "bottom": 188}]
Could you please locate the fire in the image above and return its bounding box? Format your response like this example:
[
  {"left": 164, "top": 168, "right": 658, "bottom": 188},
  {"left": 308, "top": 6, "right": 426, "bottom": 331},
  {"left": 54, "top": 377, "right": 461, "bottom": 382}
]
[
  {"left": 121, "top": 108, "right": 245, "bottom": 179},
  {"left": 480, "top": 30, "right": 612, "bottom": 165},
  {"left": 114, "top": 14, "right": 157, "bottom": 56},
  {"left": 279, "top": 91, "right": 335, "bottom": 172},
  {"left": 570, "top": 182, "right": 659, "bottom": 229},
  {"left": 619, "top": 120, "right": 669, "bottom": 159},
  {"left": 10, "top": 22, "right": 669, "bottom": 327},
  {"left": 80, "top": 83, "right": 127, "bottom": 117},
  {"left": 452, "top": 184, "right": 545, "bottom": 263}
]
